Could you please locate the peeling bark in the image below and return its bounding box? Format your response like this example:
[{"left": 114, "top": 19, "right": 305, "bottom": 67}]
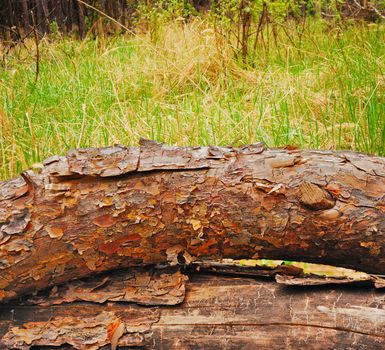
[
  {"left": 22, "top": 266, "right": 187, "bottom": 306},
  {"left": 0, "top": 140, "right": 385, "bottom": 301},
  {"left": 1, "top": 272, "right": 385, "bottom": 349}
]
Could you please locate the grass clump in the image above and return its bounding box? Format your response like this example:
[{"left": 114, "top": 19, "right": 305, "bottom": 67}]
[{"left": 0, "top": 19, "right": 384, "bottom": 180}]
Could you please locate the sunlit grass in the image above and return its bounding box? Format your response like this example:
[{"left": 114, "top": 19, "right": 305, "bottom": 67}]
[{"left": 0, "top": 19, "right": 384, "bottom": 180}]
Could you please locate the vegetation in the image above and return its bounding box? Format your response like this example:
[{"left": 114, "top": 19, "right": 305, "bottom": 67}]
[{"left": 0, "top": 2, "right": 385, "bottom": 180}]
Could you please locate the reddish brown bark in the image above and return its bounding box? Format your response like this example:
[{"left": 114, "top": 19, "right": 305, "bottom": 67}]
[
  {"left": 0, "top": 140, "right": 384, "bottom": 301},
  {"left": 1, "top": 272, "right": 385, "bottom": 349},
  {"left": 23, "top": 266, "right": 187, "bottom": 307}
]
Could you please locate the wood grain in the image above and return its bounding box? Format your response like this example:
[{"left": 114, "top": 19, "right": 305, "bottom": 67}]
[{"left": 1, "top": 273, "right": 385, "bottom": 349}]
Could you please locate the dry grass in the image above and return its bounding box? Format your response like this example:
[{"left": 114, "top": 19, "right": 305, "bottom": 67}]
[{"left": 0, "top": 19, "right": 384, "bottom": 179}]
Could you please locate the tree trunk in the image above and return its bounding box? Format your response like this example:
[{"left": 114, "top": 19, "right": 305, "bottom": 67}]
[
  {"left": 76, "top": 0, "right": 87, "bottom": 38},
  {"left": 1, "top": 270, "right": 385, "bottom": 349},
  {"left": 0, "top": 140, "right": 384, "bottom": 302},
  {"left": 19, "top": 0, "right": 30, "bottom": 35}
]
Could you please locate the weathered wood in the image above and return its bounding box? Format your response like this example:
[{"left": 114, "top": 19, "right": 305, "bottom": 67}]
[
  {"left": 0, "top": 140, "right": 384, "bottom": 301},
  {"left": 22, "top": 266, "right": 187, "bottom": 307},
  {"left": 1, "top": 272, "right": 385, "bottom": 349}
]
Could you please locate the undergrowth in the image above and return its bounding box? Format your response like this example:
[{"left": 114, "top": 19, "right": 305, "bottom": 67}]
[{"left": 0, "top": 19, "right": 384, "bottom": 179}]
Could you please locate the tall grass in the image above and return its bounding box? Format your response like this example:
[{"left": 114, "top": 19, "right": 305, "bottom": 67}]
[{"left": 0, "top": 19, "right": 384, "bottom": 180}]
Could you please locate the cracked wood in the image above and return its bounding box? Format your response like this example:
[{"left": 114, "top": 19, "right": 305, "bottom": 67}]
[
  {"left": 1, "top": 273, "right": 385, "bottom": 349},
  {"left": 0, "top": 140, "right": 384, "bottom": 301}
]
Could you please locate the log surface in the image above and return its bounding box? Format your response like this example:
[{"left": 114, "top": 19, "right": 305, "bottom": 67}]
[
  {"left": 1, "top": 140, "right": 385, "bottom": 301},
  {"left": 1, "top": 273, "right": 385, "bottom": 349}
]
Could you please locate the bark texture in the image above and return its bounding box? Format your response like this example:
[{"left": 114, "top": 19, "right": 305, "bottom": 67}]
[
  {"left": 1, "top": 272, "right": 385, "bottom": 349},
  {"left": 0, "top": 140, "right": 385, "bottom": 301}
]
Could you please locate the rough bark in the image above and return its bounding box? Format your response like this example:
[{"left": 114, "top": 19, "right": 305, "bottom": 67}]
[
  {"left": 0, "top": 140, "right": 384, "bottom": 302},
  {"left": 1, "top": 272, "right": 385, "bottom": 349},
  {"left": 22, "top": 266, "right": 188, "bottom": 307}
]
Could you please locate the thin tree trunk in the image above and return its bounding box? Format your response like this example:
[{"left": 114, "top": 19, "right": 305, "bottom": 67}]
[
  {"left": 5, "top": 0, "right": 15, "bottom": 40},
  {"left": 34, "top": 0, "right": 44, "bottom": 33},
  {"left": 76, "top": 0, "right": 86, "bottom": 38},
  {"left": 1, "top": 271, "right": 385, "bottom": 349},
  {"left": 40, "top": 0, "right": 50, "bottom": 33},
  {"left": 55, "top": 0, "right": 66, "bottom": 33},
  {"left": 19, "top": 0, "right": 30, "bottom": 35},
  {"left": 0, "top": 140, "right": 384, "bottom": 301}
]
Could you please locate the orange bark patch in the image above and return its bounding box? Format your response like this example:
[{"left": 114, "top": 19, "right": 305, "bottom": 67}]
[
  {"left": 360, "top": 241, "right": 381, "bottom": 256},
  {"left": 93, "top": 214, "right": 118, "bottom": 228},
  {"left": 325, "top": 184, "right": 341, "bottom": 196},
  {"left": 99, "top": 234, "right": 141, "bottom": 254},
  {"left": 107, "top": 319, "right": 126, "bottom": 350},
  {"left": 194, "top": 238, "right": 218, "bottom": 254},
  {"left": 46, "top": 226, "right": 64, "bottom": 239}
]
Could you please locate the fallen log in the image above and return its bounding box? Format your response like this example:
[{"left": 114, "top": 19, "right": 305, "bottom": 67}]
[
  {"left": 0, "top": 140, "right": 384, "bottom": 301},
  {"left": 1, "top": 271, "right": 385, "bottom": 349}
]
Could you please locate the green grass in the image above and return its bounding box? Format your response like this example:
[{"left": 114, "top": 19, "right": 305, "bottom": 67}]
[{"left": 1, "top": 20, "right": 384, "bottom": 180}]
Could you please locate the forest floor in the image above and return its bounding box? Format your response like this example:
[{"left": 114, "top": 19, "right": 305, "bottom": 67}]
[{"left": 0, "top": 19, "right": 384, "bottom": 180}]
